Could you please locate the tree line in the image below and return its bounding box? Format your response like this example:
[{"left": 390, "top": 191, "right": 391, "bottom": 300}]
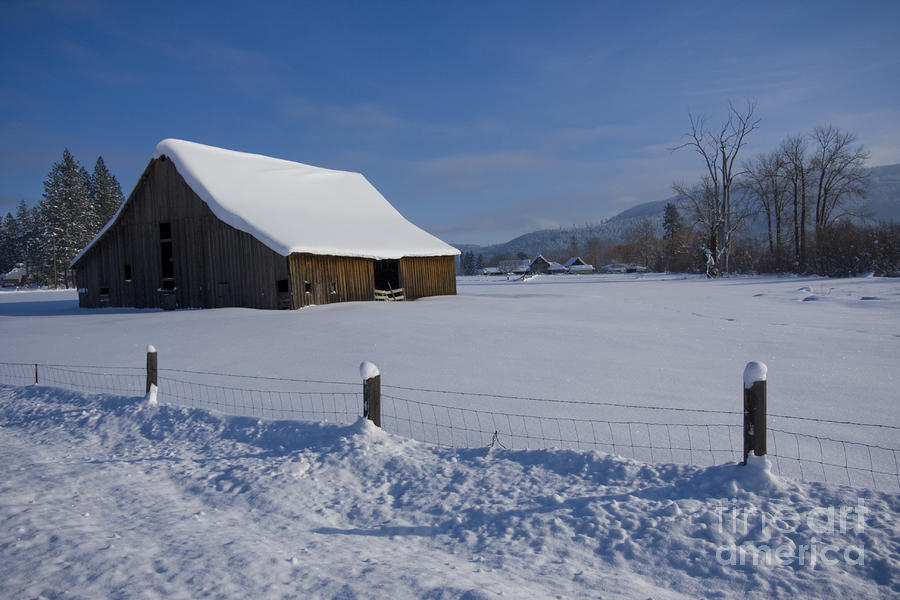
[
  {"left": 0, "top": 150, "right": 124, "bottom": 287},
  {"left": 470, "top": 103, "right": 898, "bottom": 278},
  {"left": 672, "top": 101, "right": 893, "bottom": 277}
]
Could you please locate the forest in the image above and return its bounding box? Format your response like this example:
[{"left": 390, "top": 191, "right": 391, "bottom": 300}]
[{"left": 1, "top": 150, "right": 123, "bottom": 287}]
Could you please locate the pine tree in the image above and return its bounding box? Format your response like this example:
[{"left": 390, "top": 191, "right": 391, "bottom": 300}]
[
  {"left": 90, "top": 156, "right": 124, "bottom": 232},
  {"left": 41, "top": 149, "right": 91, "bottom": 287},
  {"left": 462, "top": 250, "right": 477, "bottom": 276},
  {"left": 0, "top": 213, "right": 17, "bottom": 272},
  {"left": 662, "top": 203, "right": 689, "bottom": 273}
]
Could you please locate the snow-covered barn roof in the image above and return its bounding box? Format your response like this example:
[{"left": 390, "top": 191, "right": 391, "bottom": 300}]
[{"left": 72, "top": 139, "right": 458, "bottom": 266}]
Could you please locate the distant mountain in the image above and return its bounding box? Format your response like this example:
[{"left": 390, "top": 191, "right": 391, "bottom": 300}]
[
  {"left": 865, "top": 163, "right": 900, "bottom": 223},
  {"left": 454, "top": 163, "right": 900, "bottom": 262}
]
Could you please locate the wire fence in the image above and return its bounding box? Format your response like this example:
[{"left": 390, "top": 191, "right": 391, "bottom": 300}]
[
  {"left": 157, "top": 370, "right": 360, "bottom": 422},
  {"left": 1, "top": 360, "right": 898, "bottom": 492}
]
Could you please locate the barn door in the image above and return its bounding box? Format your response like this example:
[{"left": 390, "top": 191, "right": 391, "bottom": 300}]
[{"left": 373, "top": 260, "right": 400, "bottom": 293}]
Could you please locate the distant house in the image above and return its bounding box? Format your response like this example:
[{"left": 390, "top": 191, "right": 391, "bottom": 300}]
[
  {"left": 481, "top": 267, "right": 503, "bottom": 276},
  {"left": 564, "top": 257, "right": 595, "bottom": 274},
  {"left": 547, "top": 261, "right": 567, "bottom": 274},
  {"left": 600, "top": 263, "right": 647, "bottom": 274},
  {"left": 529, "top": 255, "right": 552, "bottom": 274},
  {"left": 1, "top": 264, "right": 26, "bottom": 287},
  {"left": 499, "top": 259, "right": 531, "bottom": 274},
  {"left": 70, "top": 139, "right": 459, "bottom": 309}
]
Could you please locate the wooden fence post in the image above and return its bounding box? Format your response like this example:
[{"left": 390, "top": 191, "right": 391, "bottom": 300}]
[
  {"left": 360, "top": 361, "right": 381, "bottom": 427},
  {"left": 146, "top": 345, "right": 158, "bottom": 394},
  {"left": 34, "top": 364, "right": 38, "bottom": 385},
  {"left": 743, "top": 361, "right": 767, "bottom": 465}
]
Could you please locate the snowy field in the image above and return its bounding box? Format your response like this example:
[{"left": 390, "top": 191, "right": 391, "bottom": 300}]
[{"left": 1, "top": 274, "right": 899, "bottom": 598}]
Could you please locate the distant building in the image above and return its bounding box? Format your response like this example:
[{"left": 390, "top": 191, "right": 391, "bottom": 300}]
[
  {"left": 564, "top": 257, "right": 595, "bottom": 274},
  {"left": 499, "top": 259, "right": 531, "bottom": 274},
  {"left": 529, "top": 255, "right": 552, "bottom": 274},
  {"left": 600, "top": 263, "right": 647, "bottom": 274},
  {"left": 547, "top": 261, "right": 567, "bottom": 274},
  {"left": 1, "top": 264, "right": 26, "bottom": 287}
]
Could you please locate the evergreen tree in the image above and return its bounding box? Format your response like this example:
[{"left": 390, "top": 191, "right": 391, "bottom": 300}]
[
  {"left": 13, "top": 200, "right": 37, "bottom": 282},
  {"left": 462, "top": 250, "right": 477, "bottom": 276},
  {"left": 662, "top": 203, "right": 692, "bottom": 273},
  {"left": 25, "top": 204, "right": 48, "bottom": 284},
  {"left": 475, "top": 253, "right": 484, "bottom": 271},
  {"left": 41, "top": 149, "right": 91, "bottom": 287},
  {"left": 0, "top": 213, "right": 17, "bottom": 272},
  {"left": 90, "top": 156, "right": 124, "bottom": 231},
  {"left": 662, "top": 202, "right": 684, "bottom": 241}
]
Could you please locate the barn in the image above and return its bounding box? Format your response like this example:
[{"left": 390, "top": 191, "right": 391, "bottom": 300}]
[{"left": 70, "top": 139, "right": 459, "bottom": 310}]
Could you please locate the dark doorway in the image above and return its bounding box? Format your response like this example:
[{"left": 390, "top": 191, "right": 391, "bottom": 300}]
[
  {"left": 159, "top": 222, "right": 175, "bottom": 291},
  {"left": 374, "top": 259, "right": 400, "bottom": 291}
]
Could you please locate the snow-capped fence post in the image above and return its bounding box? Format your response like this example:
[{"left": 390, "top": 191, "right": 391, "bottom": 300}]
[
  {"left": 360, "top": 361, "right": 381, "bottom": 427},
  {"left": 146, "top": 345, "right": 158, "bottom": 394},
  {"left": 34, "top": 364, "right": 38, "bottom": 384},
  {"left": 742, "top": 361, "right": 767, "bottom": 465}
]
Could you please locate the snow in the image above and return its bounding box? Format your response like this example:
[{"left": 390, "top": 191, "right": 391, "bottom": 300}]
[
  {"left": 360, "top": 360, "right": 380, "bottom": 380},
  {"left": 1, "top": 385, "right": 897, "bottom": 598},
  {"left": 153, "top": 139, "right": 459, "bottom": 259},
  {"left": 1, "top": 274, "right": 899, "bottom": 597},
  {"left": 743, "top": 361, "right": 768, "bottom": 389},
  {"left": 145, "top": 382, "right": 158, "bottom": 406},
  {"left": 72, "top": 139, "right": 458, "bottom": 266}
]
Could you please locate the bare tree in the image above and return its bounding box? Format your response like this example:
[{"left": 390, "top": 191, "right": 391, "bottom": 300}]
[
  {"left": 673, "top": 176, "right": 719, "bottom": 276},
  {"left": 673, "top": 100, "right": 760, "bottom": 276},
  {"left": 810, "top": 126, "right": 869, "bottom": 246},
  {"left": 624, "top": 217, "right": 660, "bottom": 270},
  {"left": 743, "top": 151, "right": 789, "bottom": 270},
  {"left": 779, "top": 134, "right": 810, "bottom": 270}
]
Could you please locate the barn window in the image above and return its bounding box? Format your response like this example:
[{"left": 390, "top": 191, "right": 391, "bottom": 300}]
[
  {"left": 100, "top": 287, "right": 110, "bottom": 303},
  {"left": 124, "top": 264, "right": 132, "bottom": 282},
  {"left": 276, "top": 279, "right": 289, "bottom": 293},
  {"left": 330, "top": 281, "right": 337, "bottom": 295},
  {"left": 304, "top": 280, "right": 312, "bottom": 294},
  {"left": 159, "top": 222, "right": 172, "bottom": 241}
]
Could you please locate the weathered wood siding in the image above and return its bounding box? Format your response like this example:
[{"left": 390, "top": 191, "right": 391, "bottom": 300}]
[
  {"left": 287, "top": 253, "right": 374, "bottom": 308},
  {"left": 287, "top": 254, "right": 456, "bottom": 307},
  {"left": 73, "top": 157, "right": 291, "bottom": 309},
  {"left": 399, "top": 256, "right": 457, "bottom": 299}
]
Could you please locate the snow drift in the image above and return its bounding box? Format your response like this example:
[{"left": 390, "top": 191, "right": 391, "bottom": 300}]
[{"left": 1, "top": 385, "right": 897, "bottom": 599}]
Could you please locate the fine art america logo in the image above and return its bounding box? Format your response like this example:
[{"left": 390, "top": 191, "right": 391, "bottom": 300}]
[{"left": 713, "top": 498, "right": 868, "bottom": 568}]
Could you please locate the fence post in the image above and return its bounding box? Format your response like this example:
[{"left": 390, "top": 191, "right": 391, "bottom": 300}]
[
  {"left": 146, "top": 345, "right": 158, "bottom": 394},
  {"left": 360, "top": 361, "right": 381, "bottom": 427},
  {"left": 743, "top": 361, "right": 767, "bottom": 465},
  {"left": 34, "top": 364, "right": 38, "bottom": 385}
]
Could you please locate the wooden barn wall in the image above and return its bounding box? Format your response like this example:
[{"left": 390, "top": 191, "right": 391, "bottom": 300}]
[
  {"left": 287, "top": 254, "right": 374, "bottom": 308},
  {"left": 73, "top": 157, "right": 290, "bottom": 309},
  {"left": 399, "top": 256, "right": 457, "bottom": 299}
]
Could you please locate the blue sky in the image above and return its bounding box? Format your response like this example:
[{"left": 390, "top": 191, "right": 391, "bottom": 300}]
[{"left": 2, "top": 0, "right": 898, "bottom": 245}]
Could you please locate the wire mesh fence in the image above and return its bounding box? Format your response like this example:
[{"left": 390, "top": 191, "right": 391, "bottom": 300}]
[
  {"left": 157, "top": 370, "right": 360, "bottom": 423},
  {"left": 1, "top": 360, "right": 898, "bottom": 491},
  {"left": 0, "top": 361, "right": 145, "bottom": 396},
  {"left": 381, "top": 391, "right": 744, "bottom": 467}
]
